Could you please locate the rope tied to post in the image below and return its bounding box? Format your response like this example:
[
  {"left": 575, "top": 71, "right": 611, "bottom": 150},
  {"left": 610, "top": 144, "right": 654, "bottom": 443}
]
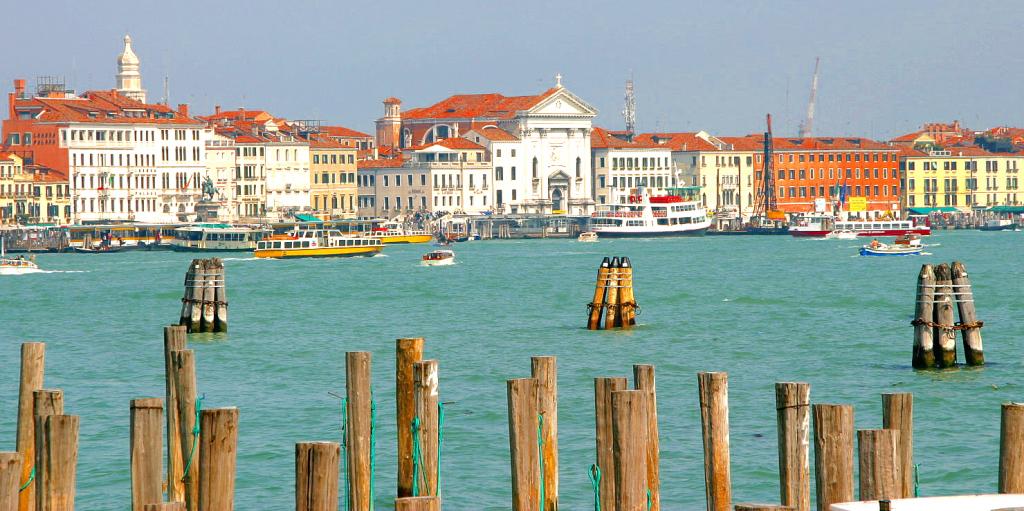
[
  {"left": 537, "top": 413, "right": 545, "bottom": 511},
  {"left": 340, "top": 397, "right": 350, "bottom": 511},
  {"left": 18, "top": 465, "right": 34, "bottom": 492},
  {"left": 410, "top": 416, "right": 428, "bottom": 497},
  {"left": 436, "top": 402, "right": 445, "bottom": 495},
  {"left": 910, "top": 318, "right": 984, "bottom": 331},
  {"left": 588, "top": 464, "right": 601, "bottom": 511},
  {"left": 180, "top": 394, "right": 205, "bottom": 481}
]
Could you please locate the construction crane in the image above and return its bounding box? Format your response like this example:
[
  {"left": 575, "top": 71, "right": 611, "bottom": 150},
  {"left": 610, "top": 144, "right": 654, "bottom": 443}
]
[
  {"left": 622, "top": 78, "right": 636, "bottom": 134},
  {"left": 754, "top": 113, "right": 779, "bottom": 219},
  {"left": 797, "top": 57, "right": 820, "bottom": 138}
]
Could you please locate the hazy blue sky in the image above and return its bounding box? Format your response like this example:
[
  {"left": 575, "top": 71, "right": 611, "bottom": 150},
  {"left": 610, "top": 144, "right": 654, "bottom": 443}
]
[{"left": 5, "top": 0, "right": 1022, "bottom": 140}]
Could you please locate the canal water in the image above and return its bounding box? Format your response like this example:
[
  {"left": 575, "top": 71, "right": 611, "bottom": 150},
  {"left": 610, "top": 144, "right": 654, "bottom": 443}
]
[{"left": 1, "top": 230, "right": 1022, "bottom": 510}]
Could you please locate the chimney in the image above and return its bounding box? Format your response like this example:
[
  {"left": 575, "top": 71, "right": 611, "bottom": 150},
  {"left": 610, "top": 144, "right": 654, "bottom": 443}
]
[
  {"left": 177, "top": 103, "right": 189, "bottom": 117},
  {"left": 14, "top": 79, "right": 26, "bottom": 98},
  {"left": 214, "top": 105, "right": 221, "bottom": 114}
]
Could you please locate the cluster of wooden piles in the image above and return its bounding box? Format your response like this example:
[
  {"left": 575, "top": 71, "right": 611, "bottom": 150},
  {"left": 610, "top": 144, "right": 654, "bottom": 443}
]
[
  {"left": 587, "top": 256, "right": 639, "bottom": 330},
  {"left": 912, "top": 261, "right": 983, "bottom": 368},
  {"left": 178, "top": 258, "right": 227, "bottom": 333}
]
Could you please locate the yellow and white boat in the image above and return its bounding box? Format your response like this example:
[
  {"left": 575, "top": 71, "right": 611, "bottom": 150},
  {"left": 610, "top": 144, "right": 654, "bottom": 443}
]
[
  {"left": 365, "top": 222, "right": 433, "bottom": 244},
  {"left": 254, "top": 229, "right": 383, "bottom": 259}
]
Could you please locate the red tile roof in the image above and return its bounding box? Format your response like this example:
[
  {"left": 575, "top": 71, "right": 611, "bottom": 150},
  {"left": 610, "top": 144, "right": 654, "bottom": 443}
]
[
  {"left": 357, "top": 158, "right": 403, "bottom": 169},
  {"left": 12, "top": 90, "right": 200, "bottom": 125},
  {"left": 470, "top": 126, "right": 519, "bottom": 142},
  {"left": 892, "top": 131, "right": 927, "bottom": 142},
  {"left": 321, "top": 125, "right": 372, "bottom": 139},
  {"left": 411, "top": 138, "right": 485, "bottom": 151},
  {"left": 402, "top": 88, "right": 560, "bottom": 120},
  {"left": 632, "top": 132, "right": 719, "bottom": 151}
]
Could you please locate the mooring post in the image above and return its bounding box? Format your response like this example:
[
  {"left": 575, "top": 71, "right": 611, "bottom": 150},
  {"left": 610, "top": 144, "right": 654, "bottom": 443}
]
[
  {"left": 295, "top": 441, "right": 340, "bottom": 511},
  {"left": 412, "top": 359, "right": 439, "bottom": 499},
  {"left": 531, "top": 357, "right": 558, "bottom": 511},
  {"left": 130, "top": 398, "right": 164, "bottom": 511},
  {"left": 595, "top": 377, "right": 628, "bottom": 511},
  {"left": 603, "top": 257, "right": 622, "bottom": 329},
  {"left": 0, "top": 452, "right": 23, "bottom": 511},
  {"left": 881, "top": 393, "right": 913, "bottom": 498},
  {"left": 171, "top": 350, "right": 199, "bottom": 511},
  {"left": 16, "top": 342, "right": 45, "bottom": 511},
  {"left": 633, "top": 365, "right": 660, "bottom": 511},
  {"left": 912, "top": 264, "right": 936, "bottom": 369},
  {"left": 198, "top": 408, "right": 238, "bottom": 511},
  {"left": 620, "top": 257, "right": 637, "bottom": 328},
  {"left": 588, "top": 258, "right": 611, "bottom": 330},
  {"left": 36, "top": 415, "right": 79, "bottom": 511},
  {"left": 143, "top": 504, "right": 186, "bottom": 511},
  {"left": 395, "top": 496, "right": 440, "bottom": 511},
  {"left": 396, "top": 338, "right": 424, "bottom": 498},
  {"left": 733, "top": 505, "right": 795, "bottom": 511},
  {"left": 951, "top": 261, "right": 983, "bottom": 365},
  {"left": 346, "top": 352, "right": 373, "bottom": 510},
  {"left": 999, "top": 402, "right": 1024, "bottom": 493},
  {"left": 775, "top": 382, "right": 810, "bottom": 511},
  {"left": 932, "top": 263, "right": 957, "bottom": 368},
  {"left": 212, "top": 259, "right": 228, "bottom": 333},
  {"left": 179, "top": 261, "right": 196, "bottom": 329},
  {"left": 507, "top": 378, "right": 540, "bottom": 511},
  {"left": 857, "top": 429, "right": 901, "bottom": 501},
  {"left": 611, "top": 389, "right": 649, "bottom": 511},
  {"left": 698, "top": 372, "right": 732, "bottom": 511},
  {"left": 200, "top": 259, "right": 216, "bottom": 333},
  {"left": 163, "top": 325, "right": 187, "bottom": 503},
  {"left": 812, "top": 404, "right": 854, "bottom": 511},
  {"left": 32, "top": 388, "right": 64, "bottom": 511}
]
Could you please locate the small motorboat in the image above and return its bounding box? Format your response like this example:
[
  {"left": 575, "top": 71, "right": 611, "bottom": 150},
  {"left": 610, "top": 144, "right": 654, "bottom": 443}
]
[
  {"left": 859, "top": 239, "right": 922, "bottom": 257},
  {"left": 825, "top": 230, "right": 859, "bottom": 240},
  {"left": 893, "top": 234, "right": 924, "bottom": 248},
  {"left": 577, "top": 232, "right": 599, "bottom": 243},
  {"left": 1, "top": 238, "right": 41, "bottom": 275},
  {"left": 74, "top": 245, "right": 125, "bottom": 254},
  {"left": 421, "top": 249, "right": 455, "bottom": 266}
]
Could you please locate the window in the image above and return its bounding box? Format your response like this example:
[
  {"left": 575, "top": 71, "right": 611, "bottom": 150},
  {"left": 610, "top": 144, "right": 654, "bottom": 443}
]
[
  {"left": 511, "top": 167, "right": 516, "bottom": 180},
  {"left": 497, "top": 149, "right": 502, "bottom": 157},
  {"left": 496, "top": 167, "right": 503, "bottom": 180},
  {"left": 576, "top": 157, "right": 581, "bottom": 178},
  {"left": 532, "top": 158, "right": 538, "bottom": 179},
  {"left": 511, "top": 149, "right": 516, "bottom": 157}
]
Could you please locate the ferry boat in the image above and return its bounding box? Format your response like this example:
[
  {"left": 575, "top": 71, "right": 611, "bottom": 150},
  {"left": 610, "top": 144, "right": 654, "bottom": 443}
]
[
  {"left": 421, "top": 249, "right": 455, "bottom": 266},
  {"left": 979, "top": 219, "right": 1016, "bottom": 231},
  {"left": 789, "top": 213, "right": 930, "bottom": 237},
  {"left": 590, "top": 186, "right": 711, "bottom": 237},
  {"left": 171, "top": 224, "right": 269, "bottom": 252},
  {"left": 254, "top": 229, "right": 383, "bottom": 259},
  {"left": 577, "top": 232, "right": 599, "bottom": 242},
  {"left": 1, "top": 238, "right": 40, "bottom": 275},
  {"left": 364, "top": 222, "right": 433, "bottom": 244}
]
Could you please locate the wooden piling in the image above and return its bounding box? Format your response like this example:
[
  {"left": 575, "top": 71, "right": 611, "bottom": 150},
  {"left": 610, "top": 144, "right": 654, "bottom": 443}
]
[
  {"left": 604, "top": 258, "right": 622, "bottom": 329},
  {"left": 857, "top": 429, "right": 901, "bottom": 501},
  {"left": 16, "top": 342, "right": 44, "bottom": 511},
  {"left": 507, "top": 378, "right": 540, "bottom": 511},
  {"left": 619, "top": 257, "right": 637, "bottom": 328},
  {"left": 213, "top": 259, "right": 228, "bottom": 333},
  {"left": 201, "top": 259, "right": 216, "bottom": 332},
  {"left": 396, "top": 338, "right": 424, "bottom": 498},
  {"left": 394, "top": 497, "right": 440, "bottom": 511},
  {"left": 633, "top": 365, "right": 660, "bottom": 511},
  {"left": 775, "top": 383, "right": 810, "bottom": 511},
  {"left": 531, "top": 357, "right": 558, "bottom": 511},
  {"left": 951, "top": 261, "right": 983, "bottom": 365},
  {"left": 295, "top": 442, "right": 340, "bottom": 511},
  {"left": 411, "top": 359, "right": 439, "bottom": 499},
  {"left": 181, "top": 259, "right": 204, "bottom": 333},
  {"left": 131, "top": 398, "right": 164, "bottom": 511},
  {"left": 163, "top": 326, "right": 187, "bottom": 503},
  {"left": 143, "top": 504, "right": 186, "bottom": 511},
  {"left": 588, "top": 258, "right": 611, "bottom": 330},
  {"left": 32, "top": 388, "right": 64, "bottom": 511},
  {"left": 594, "top": 377, "right": 628, "bottom": 511},
  {"left": 999, "top": 402, "right": 1024, "bottom": 493},
  {"left": 36, "top": 415, "right": 79, "bottom": 511},
  {"left": 198, "top": 408, "right": 238, "bottom": 511},
  {"left": 912, "top": 264, "right": 936, "bottom": 369},
  {"left": 171, "top": 350, "right": 199, "bottom": 511},
  {"left": 812, "top": 404, "right": 854, "bottom": 511},
  {"left": 881, "top": 393, "right": 913, "bottom": 498},
  {"left": 0, "top": 452, "right": 23, "bottom": 511},
  {"left": 179, "top": 261, "right": 196, "bottom": 329},
  {"left": 698, "top": 372, "right": 732, "bottom": 511},
  {"left": 346, "top": 352, "right": 373, "bottom": 510},
  {"left": 932, "top": 263, "right": 957, "bottom": 368},
  {"left": 733, "top": 505, "right": 795, "bottom": 511},
  {"left": 611, "top": 390, "right": 649, "bottom": 511}
]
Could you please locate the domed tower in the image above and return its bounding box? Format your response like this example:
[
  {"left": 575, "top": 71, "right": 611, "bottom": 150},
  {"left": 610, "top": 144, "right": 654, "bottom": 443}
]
[
  {"left": 116, "top": 34, "right": 147, "bottom": 103},
  {"left": 375, "top": 97, "right": 402, "bottom": 148}
]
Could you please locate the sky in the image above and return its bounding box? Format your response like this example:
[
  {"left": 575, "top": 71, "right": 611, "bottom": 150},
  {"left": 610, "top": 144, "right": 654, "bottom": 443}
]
[{"left": 4, "top": 0, "right": 1022, "bottom": 140}]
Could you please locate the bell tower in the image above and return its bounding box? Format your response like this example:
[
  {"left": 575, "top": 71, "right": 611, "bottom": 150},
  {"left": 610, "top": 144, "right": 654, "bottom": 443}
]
[
  {"left": 375, "top": 97, "right": 402, "bottom": 148},
  {"left": 116, "top": 34, "right": 147, "bottom": 102}
]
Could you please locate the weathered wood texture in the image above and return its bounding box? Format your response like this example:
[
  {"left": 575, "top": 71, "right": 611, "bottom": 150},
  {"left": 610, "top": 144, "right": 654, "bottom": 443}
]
[
  {"left": 396, "top": 337, "right": 424, "bottom": 498},
  {"left": 163, "top": 326, "right": 187, "bottom": 503},
  {"left": 32, "top": 389, "right": 63, "bottom": 511},
  {"left": 346, "top": 352, "right": 373, "bottom": 510},
  {"left": 394, "top": 497, "right": 440, "bottom": 511},
  {"left": 594, "top": 377, "right": 628, "bottom": 511},
  {"left": 912, "top": 264, "right": 935, "bottom": 368},
  {"left": 932, "top": 263, "right": 957, "bottom": 368},
  {"left": 812, "top": 404, "right": 854, "bottom": 511},
  {"left": 857, "top": 429, "right": 901, "bottom": 502},
  {"left": 198, "top": 408, "right": 239, "bottom": 511},
  {"left": 611, "top": 390, "right": 649, "bottom": 511},
  {"left": 531, "top": 356, "right": 558, "bottom": 511},
  {"left": 143, "top": 504, "right": 186, "bottom": 511},
  {"left": 951, "top": 261, "right": 983, "bottom": 365},
  {"left": 881, "top": 393, "right": 913, "bottom": 498},
  {"left": 733, "top": 505, "right": 796, "bottom": 511},
  {"left": 633, "top": 365, "right": 660, "bottom": 511},
  {"left": 603, "top": 258, "right": 622, "bottom": 329},
  {"left": 588, "top": 258, "right": 611, "bottom": 330},
  {"left": 775, "top": 382, "right": 810, "bottom": 511},
  {"left": 295, "top": 442, "right": 340, "bottom": 511},
  {"left": 171, "top": 350, "right": 198, "bottom": 511},
  {"left": 698, "top": 372, "right": 732, "bottom": 511},
  {"left": 507, "top": 378, "right": 540, "bottom": 511},
  {"left": 16, "top": 342, "right": 44, "bottom": 511},
  {"left": 1000, "top": 402, "right": 1024, "bottom": 493},
  {"left": 131, "top": 398, "right": 164, "bottom": 511},
  {"left": 619, "top": 257, "right": 637, "bottom": 327},
  {"left": 36, "top": 415, "right": 79, "bottom": 511},
  {"left": 0, "top": 452, "right": 23, "bottom": 511},
  {"left": 412, "top": 360, "right": 439, "bottom": 499}
]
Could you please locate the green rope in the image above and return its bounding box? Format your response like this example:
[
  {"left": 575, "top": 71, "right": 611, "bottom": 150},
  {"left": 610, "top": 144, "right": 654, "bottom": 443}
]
[
  {"left": 410, "top": 416, "right": 426, "bottom": 496},
  {"left": 537, "top": 414, "right": 545, "bottom": 511},
  {"left": 369, "top": 399, "right": 376, "bottom": 511},
  {"left": 340, "top": 397, "right": 350, "bottom": 511},
  {"left": 18, "top": 465, "right": 34, "bottom": 492},
  {"left": 914, "top": 463, "right": 920, "bottom": 497},
  {"left": 588, "top": 464, "right": 601, "bottom": 511},
  {"left": 436, "top": 402, "right": 445, "bottom": 495},
  {"left": 180, "top": 394, "right": 204, "bottom": 482},
  {"left": 647, "top": 488, "right": 652, "bottom": 511}
]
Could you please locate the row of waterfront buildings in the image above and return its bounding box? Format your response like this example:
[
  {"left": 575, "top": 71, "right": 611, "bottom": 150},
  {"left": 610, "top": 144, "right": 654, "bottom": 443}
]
[{"left": 2, "top": 36, "right": 1023, "bottom": 226}]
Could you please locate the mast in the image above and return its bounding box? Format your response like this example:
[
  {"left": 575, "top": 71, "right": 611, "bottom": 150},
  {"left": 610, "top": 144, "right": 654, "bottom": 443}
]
[
  {"left": 755, "top": 114, "right": 778, "bottom": 217},
  {"left": 798, "top": 57, "right": 820, "bottom": 138}
]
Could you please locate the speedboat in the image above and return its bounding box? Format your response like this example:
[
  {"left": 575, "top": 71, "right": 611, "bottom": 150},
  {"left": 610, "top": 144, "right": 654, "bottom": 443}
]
[
  {"left": 859, "top": 240, "right": 922, "bottom": 257},
  {"left": 1, "top": 238, "right": 41, "bottom": 275},
  {"left": 578, "top": 232, "right": 599, "bottom": 243},
  {"left": 421, "top": 249, "right": 455, "bottom": 266}
]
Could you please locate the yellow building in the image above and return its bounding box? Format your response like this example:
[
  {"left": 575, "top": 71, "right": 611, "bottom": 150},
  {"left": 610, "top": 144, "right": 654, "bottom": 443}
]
[
  {"left": 1, "top": 153, "right": 71, "bottom": 224},
  {"left": 1, "top": 153, "right": 30, "bottom": 224},
  {"left": 901, "top": 147, "right": 1022, "bottom": 212},
  {"left": 30, "top": 166, "right": 72, "bottom": 224},
  {"left": 308, "top": 139, "right": 358, "bottom": 219}
]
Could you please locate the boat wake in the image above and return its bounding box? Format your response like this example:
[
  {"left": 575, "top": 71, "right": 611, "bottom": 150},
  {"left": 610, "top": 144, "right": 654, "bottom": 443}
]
[
  {"left": 4, "top": 269, "right": 89, "bottom": 275},
  {"left": 221, "top": 257, "right": 263, "bottom": 262}
]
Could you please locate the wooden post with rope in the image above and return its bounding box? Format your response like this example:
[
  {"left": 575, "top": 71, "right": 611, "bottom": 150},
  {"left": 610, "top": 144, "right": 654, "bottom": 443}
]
[
  {"left": 698, "top": 372, "right": 732, "bottom": 511},
  {"left": 32, "top": 388, "right": 63, "bottom": 511},
  {"left": 531, "top": 356, "right": 558, "bottom": 511},
  {"left": 611, "top": 389, "right": 649, "bottom": 511},
  {"left": 881, "top": 393, "right": 913, "bottom": 498},
  {"left": 16, "top": 342, "right": 44, "bottom": 511},
  {"left": 587, "top": 258, "right": 611, "bottom": 330},
  {"left": 507, "top": 378, "right": 540, "bottom": 511},
  {"left": 412, "top": 359, "right": 439, "bottom": 499},
  {"left": 619, "top": 257, "right": 637, "bottom": 328},
  {"left": 163, "top": 326, "right": 187, "bottom": 503},
  {"left": 395, "top": 496, "right": 440, "bottom": 511},
  {"left": 198, "top": 408, "right": 238, "bottom": 511},
  {"left": 36, "top": 415, "right": 79, "bottom": 511},
  {"left": 171, "top": 350, "right": 199, "bottom": 511},
  {"left": 397, "top": 338, "right": 424, "bottom": 498},
  {"left": 932, "top": 263, "right": 957, "bottom": 368},
  {"left": 775, "top": 382, "right": 810, "bottom": 511},
  {"left": 633, "top": 365, "right": 660, "bottom": 511},
  {"left": 295, "top": 441, "right": 340, "bottom": 511},
  {"left": 857, "top": 429, "right": 901, "bottom": 501},
  {"left": 130, "top": 398, "right": 164, "bottom": 511},
  {"left": 951, "top": 261, "right": 983, "bottom": 365},
  {"left": 999, "top": 402, "right": 1024, "bottom": 493},
  {"left": 812, "top": 404, "right": 854, "bottom": 511},
  {"left": 0, "top": 452, "right": 23, "bottom": 511},
  {"left": 912, "top": 264, "right": 935, "bottom": 369},
  {"left": 603, "top": 258, "right": 622, "bottom": 329},
  {"left": 594, "top": 377, "right": 628, "bottom": 511},
  {"left": 346, "top": 352, "right": 373, "bottom": 511}
]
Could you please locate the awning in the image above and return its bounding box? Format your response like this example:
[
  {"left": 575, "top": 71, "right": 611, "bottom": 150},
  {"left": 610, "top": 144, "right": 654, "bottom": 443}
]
[
  {"left": 987, "top": 206, "right": 1024, "bottom": 214},
  {"left": 907, "top": 207, "right": 960, "bottom": 215},
  {"left": 294, "top": 214, "right": 323, "bottom": 223}
]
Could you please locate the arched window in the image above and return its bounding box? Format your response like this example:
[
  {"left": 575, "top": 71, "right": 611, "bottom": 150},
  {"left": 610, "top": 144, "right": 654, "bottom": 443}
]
[
  {"left": 575, "top": 157, "right": 581, "bottom": 178},
  {"left": 532, "top": 157, "right": 538, "bottom": 179},
  {"left": 332, "top": 196, "right": 338, "bottom": 209}
]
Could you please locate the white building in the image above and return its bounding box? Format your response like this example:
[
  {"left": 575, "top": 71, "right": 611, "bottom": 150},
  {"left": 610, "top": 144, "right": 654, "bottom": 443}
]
[{"left": 590, "top": 127, "right": 677, "bottom": 206}]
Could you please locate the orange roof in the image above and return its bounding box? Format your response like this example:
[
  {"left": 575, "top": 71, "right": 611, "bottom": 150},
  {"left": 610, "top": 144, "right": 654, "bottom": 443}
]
[
  {"left": 470, "top": 126, "right": 519, "bottom": 142},
  {"left": 402, "top": 88, "right": 560, "bottom": 120},
  {"left": 383, "top": 97, "right": 402, "bottom": 104},
  {"left": 11, "top": 90, "right": 200, "bottom": 125},
  {"left": 591, "top": 127, "right": 638, "bottom": 149},
  {"left": 411, "top": 138, "right": 485, "bottom": 151},
  {"left": 321, "top": 125, "right": 372, "bottom": 139},
  {"left": 732, "top": 135, "right": 893, "bottom": 151},
  {"left": 632, "top": 132, "right": 719, "bottom": 151},
  {"left": 357, "top": 158, "right": 403, "bottom": 169},
  {"left": 199, "top": 109, "right": 274, "bottom": 123},
  {"left": 892, "top": 131, "right": 927, "bottom": 142}
]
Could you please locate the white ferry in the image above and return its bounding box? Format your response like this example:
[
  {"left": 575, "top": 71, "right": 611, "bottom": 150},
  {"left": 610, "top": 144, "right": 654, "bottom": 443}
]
[
  {"left": 254, "top": 228, "right": 383, "bottom": 259},
  {"left": 171, "top": 224, "right": 269, "bottom": 252},
  {"left": 789, "top": 213, "right": 931, "bottom": 237},
  {"left": 590, "top": 186, "right": 711, "bottom": 237}
]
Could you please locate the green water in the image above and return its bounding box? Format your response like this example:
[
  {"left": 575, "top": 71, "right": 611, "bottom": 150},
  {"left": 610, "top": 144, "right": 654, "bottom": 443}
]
[{"left": 1, "top": 230, "right": 1022, "bottom": 510}]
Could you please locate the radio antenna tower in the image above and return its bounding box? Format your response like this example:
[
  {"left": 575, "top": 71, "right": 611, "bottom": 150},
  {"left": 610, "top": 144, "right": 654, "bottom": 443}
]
[
  {"left": 798, "top": 57, "right": 820, "bottom": 138},
  {"left": 622, "top": 77, "right": 636, "bottom": 134}
]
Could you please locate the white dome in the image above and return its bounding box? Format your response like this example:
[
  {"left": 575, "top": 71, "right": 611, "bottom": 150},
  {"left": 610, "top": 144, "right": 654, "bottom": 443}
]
[{"left": 118, "top": 34, "right": 139, "bottom": 66}]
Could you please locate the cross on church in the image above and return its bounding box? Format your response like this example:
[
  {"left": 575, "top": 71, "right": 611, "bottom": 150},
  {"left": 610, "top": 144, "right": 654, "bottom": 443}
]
[{"left": 555, "top": 73, "right": 562, "bottom": 88}]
